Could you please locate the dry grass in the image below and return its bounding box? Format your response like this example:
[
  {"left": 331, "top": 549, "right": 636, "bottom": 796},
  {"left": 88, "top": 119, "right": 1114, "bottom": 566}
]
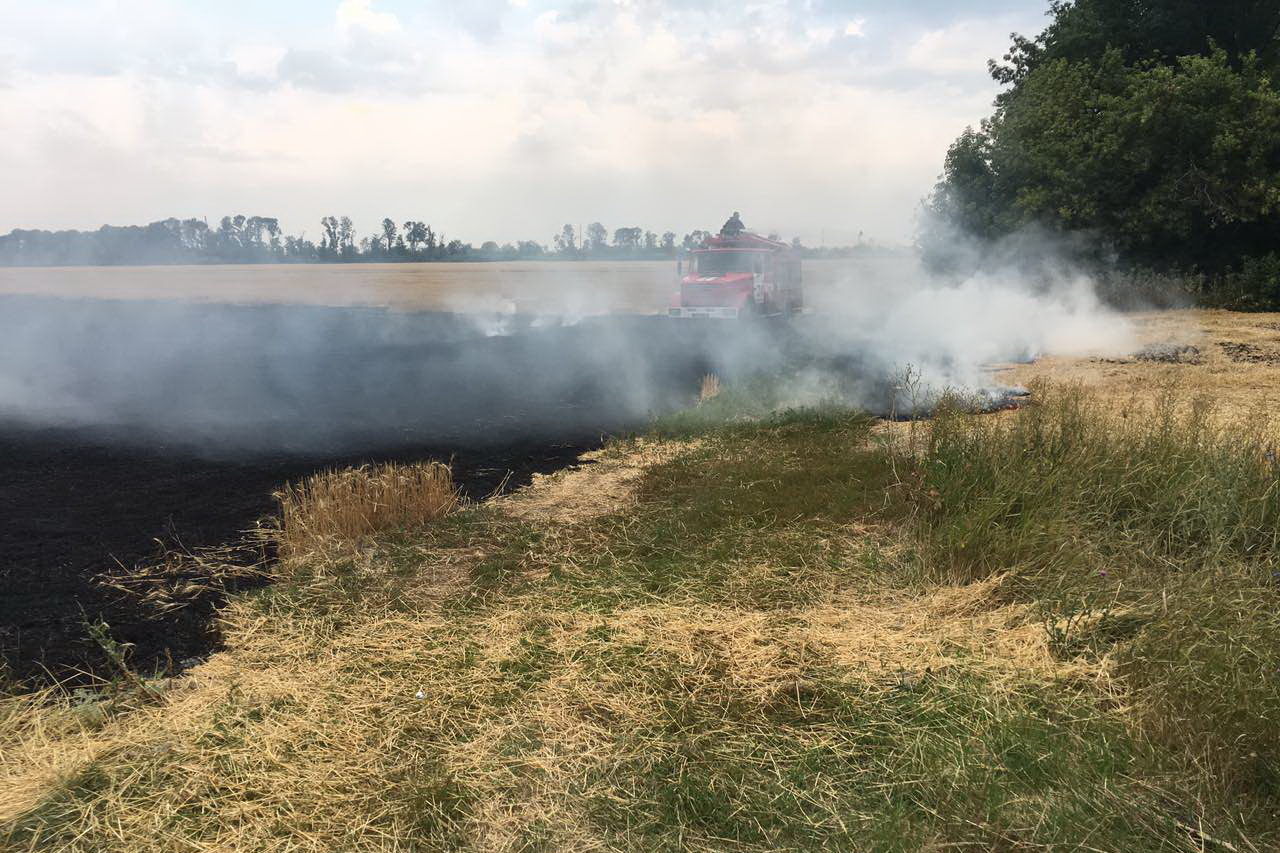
[
  {"left": 95, "top": 536, "right": 272, "bottom": 617},
  {"left": 0, "top": 257, "right": 873, "bottom": 315},
  {"left": 996, "top": 308, "right": 1280, "bottom": 428},
  {"left": 498, "top": 438, "right": 702, "bottom": 526},
  {"left": 698, "top": 373, "right": 721, "bottom": 404},
  {"left": 5, "top": 341, "right": 1280, "bottom": 849},
  {"left": 0, "top": 574, "right": 1111, "bottom": 851},
  {"left": 275, "top": 461, "right": 460, "bottom": 554},
  {"left": 0, "top": 261, "right": 678, "bottom": 314}
]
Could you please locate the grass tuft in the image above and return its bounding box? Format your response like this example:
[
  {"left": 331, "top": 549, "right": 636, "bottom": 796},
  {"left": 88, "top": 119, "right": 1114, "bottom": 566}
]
[
  {"left": 698, "top": 372, "right": 721, "bottom": 404},
  {"left": 274, "top": 461, "right": 461, "bottom": 554}
]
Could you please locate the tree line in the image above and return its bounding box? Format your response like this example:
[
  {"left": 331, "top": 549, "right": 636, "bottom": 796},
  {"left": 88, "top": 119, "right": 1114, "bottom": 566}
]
[
  {"left": 925, "top": 0, "right": 1280, "bottom": 307},
  {"left": 0, "top": 215, "right": 473, "bottom": 266},
  {"left": 0, "top": 216, "right": 865, "bottom": 267}
]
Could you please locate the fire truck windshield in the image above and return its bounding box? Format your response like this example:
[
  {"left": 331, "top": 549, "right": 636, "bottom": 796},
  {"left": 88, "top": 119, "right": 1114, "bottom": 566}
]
[{"left": 692, "top": 251, "right": 758, "bottom": 276}]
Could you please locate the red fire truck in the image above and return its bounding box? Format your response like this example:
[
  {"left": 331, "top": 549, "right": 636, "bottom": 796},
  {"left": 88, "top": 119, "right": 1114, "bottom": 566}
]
[{"left": 669, "top": 232, "right": 803, "bottom": 319}]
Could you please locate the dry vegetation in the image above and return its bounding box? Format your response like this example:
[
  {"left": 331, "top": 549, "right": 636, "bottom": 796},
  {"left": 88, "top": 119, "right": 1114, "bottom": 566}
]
[
  {"left": 0, "top": 257, "right": 868, "bottom": 315},
  {"left": 275, "top": 461, "right": 460, "bottom": 554},
  {"left": 3, "top": 309, "right": 1280, "bottom": 851},
  {"left": 0, "top": 262, "right": 677, "bottom": 314},
  {"left": 698, "top": 373, "right": 722, "bottom": 404},
  {"left": 997, "top": 308, "right": 1280, "bottom": 422}
]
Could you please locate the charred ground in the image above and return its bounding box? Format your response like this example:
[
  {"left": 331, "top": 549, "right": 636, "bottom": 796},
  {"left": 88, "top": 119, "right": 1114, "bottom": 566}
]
[{"left": 0, "top": 297, "right": 739, "bottom": 686}]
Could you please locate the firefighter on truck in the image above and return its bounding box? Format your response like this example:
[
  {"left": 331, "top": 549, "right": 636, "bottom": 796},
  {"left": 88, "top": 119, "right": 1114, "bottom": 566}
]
[{"left": 669, "top": 213, "right": 803, "bottom": 320}]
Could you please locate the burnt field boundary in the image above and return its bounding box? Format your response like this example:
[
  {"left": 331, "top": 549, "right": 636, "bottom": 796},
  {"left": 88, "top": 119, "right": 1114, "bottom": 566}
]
[{"left": 0, "top": 296, "right": 746, "bottom": 686}]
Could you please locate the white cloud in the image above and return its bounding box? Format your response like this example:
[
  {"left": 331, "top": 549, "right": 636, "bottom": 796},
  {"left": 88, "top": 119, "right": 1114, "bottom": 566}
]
[
  {"left": 227, "top": 44, "right": 287, "bottom": 79},
  {"left": 906, "top": 20, "right": 1010, "bottom": 75},
  {"left": 335, "top": 0, "right": 401, "bottom": 36},
  {"left": 0, "top": 1, "right": 1047, "bottom": 244}
]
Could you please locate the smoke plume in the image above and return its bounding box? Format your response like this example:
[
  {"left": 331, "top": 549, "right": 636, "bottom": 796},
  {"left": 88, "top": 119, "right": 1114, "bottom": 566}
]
[{"left": 0, "top": 246, "right": 1133, "bottom": 455}]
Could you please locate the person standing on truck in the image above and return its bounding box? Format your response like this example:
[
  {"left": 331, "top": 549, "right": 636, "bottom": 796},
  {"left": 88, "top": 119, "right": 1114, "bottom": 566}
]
[{"left": 720, "top": 211, "right": 746, "bottom": 237}]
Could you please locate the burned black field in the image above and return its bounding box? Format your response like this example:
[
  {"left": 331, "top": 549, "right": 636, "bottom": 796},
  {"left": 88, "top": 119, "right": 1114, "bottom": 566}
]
[{"left": 0, "top": 297, "right": 729, "bottom": 686}]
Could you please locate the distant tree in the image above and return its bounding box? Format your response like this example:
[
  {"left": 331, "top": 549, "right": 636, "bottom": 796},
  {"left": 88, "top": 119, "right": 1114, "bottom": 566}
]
[
  {"left": 339, "top": 216, "right": 355, "bottom": 257},
  {"left": 554, "top": 224, "right": 577, "bottom": 254},
  {"left": 0, "top": 213, "right": 712, "bottom": 267},
  {"left": 218, "top": 216, "right": 240, "bottom": 251},
  {"left": 244, "top": 216, "right": 265, "bottom": 247},
  {"left": 402, "top": 221, "right": 427, "bottom": 254},
  {"left": 180, "top": 218, "right": 209, "bottom": 253},
  {"left": 321, "top": 217, "right": 339, "bottom": 254},
  {"left": 585, "top": 222, "right": 608, "bottom": 253},
  {"left": 682, "top": 230, "right": 711, "bottom": 250},
  {"left": 613, "top": 226, "right": 642, "bottom": 249}
]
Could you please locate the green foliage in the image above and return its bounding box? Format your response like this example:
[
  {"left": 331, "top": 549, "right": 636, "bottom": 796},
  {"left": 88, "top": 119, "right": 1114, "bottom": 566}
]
[
  {"left": 908, "top": 383, "right": 1280, "bottom": 822},
  {"left": 567, "top": 408, "right": 896, "bottom": 609},
  {"left": 583, "top": 676, "right": 1186, "bottom": 852},
  {"left": 1124, "top": 568, "right": 1280, "bottom": 800},
  {"left": 993, "top": 0, "right": 1280, "bottom": 90},
  {"left": 932, "top": 1, "right": 1280, "bottom": 306},
  {"left": 915, "top": 383, "right": 1280, "bottom": 586}
]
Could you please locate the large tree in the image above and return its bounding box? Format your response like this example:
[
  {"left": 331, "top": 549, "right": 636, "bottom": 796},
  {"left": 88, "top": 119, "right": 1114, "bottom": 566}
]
[{"left": 928, "top": 0, "right": 1280, "bottom": 301}]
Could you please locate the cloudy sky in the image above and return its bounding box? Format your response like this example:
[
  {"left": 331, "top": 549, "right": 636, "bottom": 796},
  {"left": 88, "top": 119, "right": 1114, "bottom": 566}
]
[{"left": 0, "top": 0, "right": 1049, "bottom": 246}]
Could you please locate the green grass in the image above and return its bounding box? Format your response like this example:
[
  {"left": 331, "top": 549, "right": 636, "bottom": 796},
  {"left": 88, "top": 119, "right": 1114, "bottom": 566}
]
[
  {"left": 526, "top": 408, "right": 910, "bottom": 616},
  {"left": 4, "top": 381, "right": 1279, "bottom": 851},
  {"left": 914, "top": 383, "right": 1280, "bottom": 591},
  {"left": 901, "top": 382, "right": 1280, "bottom": 836}
]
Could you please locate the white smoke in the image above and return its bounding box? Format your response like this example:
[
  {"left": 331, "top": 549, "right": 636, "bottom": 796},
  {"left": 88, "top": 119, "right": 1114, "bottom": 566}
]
[
  {"left": 798, "top": 248, "right": 1134, "bottom": 408},
  {"left": 0, "top": 237, "right": 1135, "bottom": 453}
]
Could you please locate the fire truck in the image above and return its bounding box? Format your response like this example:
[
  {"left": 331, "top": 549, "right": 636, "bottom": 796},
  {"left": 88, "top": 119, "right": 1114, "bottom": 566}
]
[{"left": 668, "top": 232, "right": 803, "bottom": 319}]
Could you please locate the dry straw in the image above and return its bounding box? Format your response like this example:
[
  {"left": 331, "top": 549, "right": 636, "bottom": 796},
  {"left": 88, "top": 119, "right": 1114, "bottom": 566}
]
[
  {"left": 275, "top": 461, "right": 460, "bottom": 553},
  {"left": 699, "top": 373, "right": 722, "bottom": 404}
]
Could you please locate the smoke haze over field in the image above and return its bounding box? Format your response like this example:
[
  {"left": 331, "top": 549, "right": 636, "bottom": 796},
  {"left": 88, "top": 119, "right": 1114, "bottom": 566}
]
[
  {"left": 801, "top": 252, "right": 1135, "bottom": 407},
  {"left": 0, "top": 253, "right": 1133, "bottom": 454}
]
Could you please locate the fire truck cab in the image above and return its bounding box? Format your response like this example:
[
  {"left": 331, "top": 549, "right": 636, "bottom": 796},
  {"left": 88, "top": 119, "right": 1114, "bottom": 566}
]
[{"left": 669, "top": 233, "right": 803, "bottom": 320}]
